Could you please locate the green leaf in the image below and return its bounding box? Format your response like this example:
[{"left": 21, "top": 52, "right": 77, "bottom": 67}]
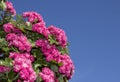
[
  {"left": 35, "top": 68, "right": 40, "bottom": 75},
  {"left": 5, "top": 58, "right": 12, "bottom": 66},
  {"left": 10, "top": 46, "right": 19, "bottom": 52},
  {"left": 2, "top": 47, "right": 10, "bottom": 53},
  {"left": 0, "top": 38, "right": 8, "bottom": 47},
  {"left": 8, "top": 69, "right": 18, "bottom": 81},
  {"left": 57, "top": 46, "right": 62, "bottom": 51},
  {"left": 25, "top": 31, "right": 45, "bottom": 41},
  {"left": 63, "top": 77, "right": 68, "bottom": 82},
  {"left": 61, "top": 47, "right": 69, "bottom": 54},
  {"left": 57, "top": 46, "right": 69, "bottom": 54},
  {"left": 50, "top": 65, "right": 58, "bottom": 72},
  {"left": 48, "top": 35, "right": 58, "bottom": 45},
  {"left": 16, "top": 14, "right": 25, "bottom": 24},
  {"left": 36, "top": 76, "right": 42, "bottom": 82},
  {"left": 31, "top": 48, "right": 43, "bottom": 58},
  {"left": 38, "top": 58, "right": 48, "bottom": 66},
  {"left": 34, "top": 64, "right": 41, "bottom": 70},
  {"left": 14, "top": 14, "right": 33, "bottom": 32},
  {"left": 0, "top": 58, "right": 12, "bottom": 66},
  {"left": 50, "top": 60, "right": 58, "bottom": 64},
  {"left": 0, "top": 31, "right": 6, "bottom": 38},
  {"left": 14, "top": 14, "right": 27, "bottom": 32},
  {"left": 58, "top": 75, "right": 64, "bottom": 82},
  {"left": 10, "top": 19, "right": 16, "bottom": 26},
  {"left": 8, "top": 79, "right": 12, "bottom": 82}
]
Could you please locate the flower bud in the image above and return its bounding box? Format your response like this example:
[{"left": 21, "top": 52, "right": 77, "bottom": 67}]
[{"left": 26, "top": 22, "right": 31, "bottom": 26}]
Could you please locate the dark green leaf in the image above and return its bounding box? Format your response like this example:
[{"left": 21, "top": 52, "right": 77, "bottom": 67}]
[
  {"left": 50, "top": 65, "right": 58, "bottom": 72},
  {"left": 31, "top": 48, "right": 43, "bottom": 58},
  {"left": 57, "top": 46, "right": 69, "bottom": 54},
  {"left": 8, "top": 69, "right": 18, "bottom": 81},
  {"left": 58, "top": 75, "right": 64, "bottom": 82},
  {"left": 2, "top": 47, "right": 10, "bottom": 53},
  {"left": 25, "top": 31, "right": 45, "bottom": 42}
]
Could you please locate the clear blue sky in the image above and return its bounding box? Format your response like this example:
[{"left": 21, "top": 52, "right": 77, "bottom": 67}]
[{"left": 9, "top": 0, "right": 120, "bottom": 82}]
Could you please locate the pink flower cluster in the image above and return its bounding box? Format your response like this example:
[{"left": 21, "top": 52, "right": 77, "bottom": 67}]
[
  {"left": 23, "top": 12, "right": 50, "bottom": 38},
  {"left": 1, "top": 10, "right": 74, "bottom": 81},
  {"left": 23, "top": 12, "right": 67, "bottom": 46},
  {"left": 3, "top": 23, "right": 21, "bottom": 33},
  {"left": 36, "top": 39, "right": 74, "bottom": 79},
  {"left": 0, "top": 66, "right": 10, "bottom": 73},
  {"left": 9, "top": 52, "right": 36, "bottom": 82},
  {"left": 32, "top": 22, "right": 49, "bottom": 38},
  {"left": 36, "top": 39, "right": 61, "bottom": 62},
  {"left": 39, "top": 67, "right": 55, "bottom": 82},
  {"left": 59, "top": 55, "right": 74, "bottom": 79},
  {"left": 48, "top": 25, "right": 67, "bottom": 47},
  {"left": 5, "top": 1, "right": 16, "bottom": 16},
  {"left": 23, "top": 12, "right": 43, "bottom": 23},
  {"left": 6, "top": 33, "right": 32, "bottom": 52}
]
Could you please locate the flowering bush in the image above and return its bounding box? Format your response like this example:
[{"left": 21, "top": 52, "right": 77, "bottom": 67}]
[{"left": 0, "top": 0, "right": 74, "bottom": 82}]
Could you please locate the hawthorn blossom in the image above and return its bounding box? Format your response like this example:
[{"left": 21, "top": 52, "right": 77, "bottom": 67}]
[
  {"left": 59, "top": 55, "right": 75, "bottom": 79},
  {"left": 36, "top": 39, "right": 61, "bottom": 62},
  {"left": 9, "top": 52, "right": 36, "bottom": 82},
  {"left": 0, "top": 66, "right": 10, "bottom": 73},
  {"left": 36, "top": 39, "right": 74, "bottom": 79},
  {"left": 5, "top": 1, "right": 16, "bottom": 16},
  {"left": 23, "top": 11, "right": 49, "bottom": 37},
  {"left": 39, "top": 67, "right": 55, "bottom": 82},
  {"left": 3, "top": 23, "right": 21, "bottom": 33},
  {"left": 48, "top": 25, "right": 67, "bottom": 47},
  {"left": 22, "top": 12, "right": 43, "bottom": 23},
  {"left": 6, "top": 33, "right": 32, "bottom": 52},
  {"left": 32, "top": 22, "right": 49, "bottom": 37}
]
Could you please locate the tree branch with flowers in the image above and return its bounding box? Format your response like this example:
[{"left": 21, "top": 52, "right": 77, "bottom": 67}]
[{"left": 0, "top": 0, "right": 74, "bottom": 82}]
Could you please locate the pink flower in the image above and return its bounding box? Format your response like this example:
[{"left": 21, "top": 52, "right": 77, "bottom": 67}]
[
  {"left": 5, "top": 1, "right": 16, "bottom": 16},
  {"left": 17, "top": 79, "right": 21, "bottom": 82},
  {"left": 39, "top": 67, "right": 55, "bottom": 82},
  {"left": 59, "top": 55, "right": 75, "bottom": 79},
  {"left": 23, "top": 11, "right": 50, "bottom": 38},
  {"left": 48, "top": 25, "right": 67, "bottom": 47},
  {"left": 3, "top": 23, "right": 21, "bottom": 33},
  {"left": 36, "top": 39, "right": 74, "bottom": 80},
  {"left": 32, "top": 22, "right": 49, "bottom": 37},
  {"left": 20, "top": 68, "right": 29, "bottom": 80},
  {"left": 6, "top": 33, "right": 32, "bottom": 52},
  {"left": 36, "top": 39, "right": 61, "bottom": 62},
  {"left": 23, "top": 12, "right": 43, "bottom": 23},
  {"left": 3, "top": 23, "right": 14, "bottom": 33},
  {"left": 9, "top": 52, "right": 36, "bottom": 82},
  {"left": 20, "top": 68, "right": 36, "bottom": 82},
  {"left": 0, "top": 66, "right": 10, "bottom": 73}
]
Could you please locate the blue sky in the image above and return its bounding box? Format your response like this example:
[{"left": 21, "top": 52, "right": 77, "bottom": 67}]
[{"left": 9, "top": 0, "right": 120, "bottom": 82}]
